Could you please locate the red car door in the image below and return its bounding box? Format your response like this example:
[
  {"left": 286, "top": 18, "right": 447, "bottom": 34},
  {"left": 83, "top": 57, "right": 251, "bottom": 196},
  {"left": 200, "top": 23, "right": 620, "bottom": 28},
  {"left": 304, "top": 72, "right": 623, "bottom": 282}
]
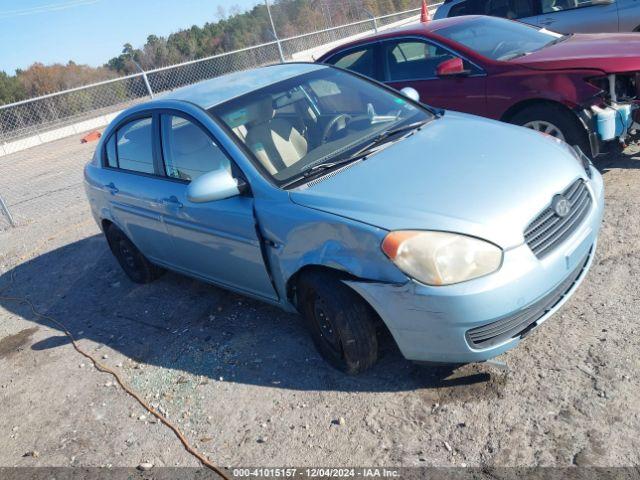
[{"left": 380, "top": 37, "right": 488, "bottom": 116}]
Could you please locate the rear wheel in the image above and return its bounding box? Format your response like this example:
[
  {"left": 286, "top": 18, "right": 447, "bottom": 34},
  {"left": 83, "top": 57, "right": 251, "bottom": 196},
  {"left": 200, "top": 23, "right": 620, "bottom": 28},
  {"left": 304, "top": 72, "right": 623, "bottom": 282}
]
[
  {"left": 297, "top": 271, "right": 378, "bottom": 375},
  {"left": 105, "top": 224, "right": 165, "bottom": 284},
  {"left": 510, "top": 104, "right": 589, "bottom": 154}
]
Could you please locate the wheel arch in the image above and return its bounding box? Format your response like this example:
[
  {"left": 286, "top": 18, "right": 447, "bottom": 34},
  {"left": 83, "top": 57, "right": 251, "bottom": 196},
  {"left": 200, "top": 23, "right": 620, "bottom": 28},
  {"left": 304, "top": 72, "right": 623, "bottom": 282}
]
[
  {"left": 500, "top": 98, "right": 580, "bottom": 125},
  {"left": 286, "top": 263, "right": 391, "bottom": 338},
  {"left": 500, "top": 98, "right": 591, "bottom": 147},
  {"left": 286, "top": 264, "right": 355, "bottom": 307}
]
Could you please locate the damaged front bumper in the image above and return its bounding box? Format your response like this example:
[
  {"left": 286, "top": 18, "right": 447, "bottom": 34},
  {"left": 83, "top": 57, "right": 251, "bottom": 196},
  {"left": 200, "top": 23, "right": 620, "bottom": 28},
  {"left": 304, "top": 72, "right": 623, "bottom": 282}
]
[
  {"left": 345, "top": 168, "right": 605, "bottom": 364},
  {"left": 579, "top": 72, "right": 640, "bottom": 156}
]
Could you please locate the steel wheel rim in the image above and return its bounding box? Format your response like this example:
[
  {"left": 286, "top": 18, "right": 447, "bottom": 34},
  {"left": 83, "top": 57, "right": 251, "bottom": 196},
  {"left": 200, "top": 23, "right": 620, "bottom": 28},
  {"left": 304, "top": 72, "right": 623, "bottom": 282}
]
[
  {"left": 523, "top": 120, "right": 566, "bottom": 141},
  {"left": 313, "top": 299, "right": 341, "bottom": 353},
  {"left": 118, "top": 240, "right": 137, "bottom": 270}
]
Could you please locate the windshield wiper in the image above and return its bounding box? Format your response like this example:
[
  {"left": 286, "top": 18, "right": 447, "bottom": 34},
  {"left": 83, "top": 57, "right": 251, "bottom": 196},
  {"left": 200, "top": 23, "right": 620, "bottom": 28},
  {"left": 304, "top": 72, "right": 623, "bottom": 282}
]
[
  {"left": 301, "top": 119, "right": 430, "bottom": 178},
  {"left": 544, "top": 34, "right": 573, "bottom": 49},
  {"left": 344, "top": 118, "right": 431, "bottom": 160},
  {"left": 293, "top": 118, "right": 431, "bottom": 184}
]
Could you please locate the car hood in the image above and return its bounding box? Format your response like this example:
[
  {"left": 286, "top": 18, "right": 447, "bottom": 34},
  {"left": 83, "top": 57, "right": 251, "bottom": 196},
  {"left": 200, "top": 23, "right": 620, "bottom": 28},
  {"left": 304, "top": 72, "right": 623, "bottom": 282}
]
[
  {"left": 290, "top": 112, "right": 588, "bottom": 249},
  {"left": 512, "top": 33, "right": 640, "bottom": 73}
]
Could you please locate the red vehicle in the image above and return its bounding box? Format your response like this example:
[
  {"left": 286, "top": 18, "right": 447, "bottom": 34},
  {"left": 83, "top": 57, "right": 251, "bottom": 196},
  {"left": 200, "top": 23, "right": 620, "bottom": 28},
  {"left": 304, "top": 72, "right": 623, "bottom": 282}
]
[{"left": 318, "top": 15, "right": 640, "bottom": 156}]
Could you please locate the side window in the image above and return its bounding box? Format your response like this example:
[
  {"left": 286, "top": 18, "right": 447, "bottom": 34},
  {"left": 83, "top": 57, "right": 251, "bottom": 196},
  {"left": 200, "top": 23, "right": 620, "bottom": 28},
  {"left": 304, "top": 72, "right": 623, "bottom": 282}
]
[
  {"left": 327, "top": 46, "right": 377, "bottom": 80},
  {"left": 384, "top": 41, "right": 456, "bottom": 81},
  {"left": 541, "top": 0, "right": 595, "bottom": 14},
  {"left": 105, "top": 135, "right": 118, "bottom": 168},
  {"left": 160, "top": 115, "right": 231, "bottom": 182},
  {"left": 115, "top": 117, "right": 154, "bottom": 174},
  {"left": 449, "top": 0, "right": 484, "bottom": 16},
  {"left": 485, "top": 0, "right": 535, "bottom": 19}
]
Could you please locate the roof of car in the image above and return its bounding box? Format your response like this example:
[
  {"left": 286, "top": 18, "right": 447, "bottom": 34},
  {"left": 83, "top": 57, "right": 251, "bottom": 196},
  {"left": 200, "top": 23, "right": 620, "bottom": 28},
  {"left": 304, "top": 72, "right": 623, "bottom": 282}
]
[
  {"left": 160, "top": 62, "right": 325, "bottom": 109},
  {"left": 318, "top": 16, "right": 479, "bottom": 59}
]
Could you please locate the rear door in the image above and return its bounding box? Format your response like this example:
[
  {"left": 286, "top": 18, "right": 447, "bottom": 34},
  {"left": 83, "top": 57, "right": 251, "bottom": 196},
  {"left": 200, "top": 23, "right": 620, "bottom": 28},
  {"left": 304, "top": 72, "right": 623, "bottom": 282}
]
[
  {"left": 101, "top": 115, "right": 176, "bottom": 264},
  {"left": 380, "top": 37, "right": 487, "bottom": 116},
  {"left": 155, "top": 112, "right": 278, "bottom": 301},
  {"left": 536, "top": 0, "right": 619, "bottom": 33}
]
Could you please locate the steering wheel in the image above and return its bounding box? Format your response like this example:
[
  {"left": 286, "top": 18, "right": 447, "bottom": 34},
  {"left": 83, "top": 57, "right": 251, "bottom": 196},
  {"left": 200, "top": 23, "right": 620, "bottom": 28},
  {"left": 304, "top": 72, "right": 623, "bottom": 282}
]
[{"left": 322, "top": 114, "right": 351, "bottom": 143}]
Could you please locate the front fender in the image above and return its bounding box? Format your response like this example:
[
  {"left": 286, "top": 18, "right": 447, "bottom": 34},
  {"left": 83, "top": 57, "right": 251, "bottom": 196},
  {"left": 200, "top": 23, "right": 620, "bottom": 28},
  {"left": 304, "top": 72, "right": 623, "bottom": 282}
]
[{"left": 254, "top": 197, "right": 407, "bottom": 311}]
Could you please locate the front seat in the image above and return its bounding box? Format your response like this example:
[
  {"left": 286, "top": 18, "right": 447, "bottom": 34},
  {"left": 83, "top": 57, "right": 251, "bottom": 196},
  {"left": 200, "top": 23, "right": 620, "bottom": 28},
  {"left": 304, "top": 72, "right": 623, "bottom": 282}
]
[{"left": 245, "top": 96, "right": 308, "bottom": 175}]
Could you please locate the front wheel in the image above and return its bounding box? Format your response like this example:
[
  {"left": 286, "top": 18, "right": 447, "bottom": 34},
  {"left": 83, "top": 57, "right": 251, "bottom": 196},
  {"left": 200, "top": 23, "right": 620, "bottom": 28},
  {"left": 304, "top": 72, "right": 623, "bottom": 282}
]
[
  {"left": 298, "top": 271, "right": 378, "bottom": 375},
  {"left": 510, "top": 104, "right": 589, "bottom": 154}
]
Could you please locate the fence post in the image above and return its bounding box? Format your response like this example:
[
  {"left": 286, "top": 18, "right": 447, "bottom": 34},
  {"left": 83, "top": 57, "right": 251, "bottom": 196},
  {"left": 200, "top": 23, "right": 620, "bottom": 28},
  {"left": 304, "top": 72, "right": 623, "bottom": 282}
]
[
  {"left": 0, "top": 194, "right": 16, "bottom": 228},
  {"left": 364, "top": 9, "right": 378, "bottom": 33},
  {"left": 265, "top": 0, "right": 285, "bottom": 63},
  {"left": 133, "top": 61, "right": 154, "bottom": 98}
]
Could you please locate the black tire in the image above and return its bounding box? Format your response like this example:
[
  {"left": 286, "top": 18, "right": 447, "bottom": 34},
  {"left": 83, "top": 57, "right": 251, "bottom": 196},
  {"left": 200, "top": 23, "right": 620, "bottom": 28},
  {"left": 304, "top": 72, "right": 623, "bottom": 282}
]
[
  {"left": 105, "top": 224, "right": 165, "bottom": 284},
  {"left": 297, "top": 271, "right": 378, "bottom": 375},
  {"left": 510, "top": 104, "right": 590, "bottom": 155}
]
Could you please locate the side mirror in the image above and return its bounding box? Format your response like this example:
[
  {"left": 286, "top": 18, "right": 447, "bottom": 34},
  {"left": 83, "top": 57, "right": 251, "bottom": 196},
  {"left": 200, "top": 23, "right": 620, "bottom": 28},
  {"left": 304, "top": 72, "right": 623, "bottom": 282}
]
[
  {"left": 186, "top": 169, "right": 245, "bottom": 203},
  {"left": 436, "top": 57, "right": 466, "bottom": 77},
  {"left": 400, "top": 87, "right": 420, "bottom": 103}
]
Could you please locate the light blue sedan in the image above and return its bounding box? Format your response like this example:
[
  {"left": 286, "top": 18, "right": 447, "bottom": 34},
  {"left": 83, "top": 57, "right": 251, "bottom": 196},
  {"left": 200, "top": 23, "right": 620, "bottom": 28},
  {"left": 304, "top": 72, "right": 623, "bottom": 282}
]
[{"left": 84, "top": 63, "right": 604, "bottom": 374}]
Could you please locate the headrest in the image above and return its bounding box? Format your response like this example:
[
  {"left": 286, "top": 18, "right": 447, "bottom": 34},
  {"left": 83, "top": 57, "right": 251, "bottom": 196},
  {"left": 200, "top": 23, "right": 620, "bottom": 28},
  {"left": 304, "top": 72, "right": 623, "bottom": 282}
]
[{"left": 245, "top": 95, "right": 275, "bottom": 127}]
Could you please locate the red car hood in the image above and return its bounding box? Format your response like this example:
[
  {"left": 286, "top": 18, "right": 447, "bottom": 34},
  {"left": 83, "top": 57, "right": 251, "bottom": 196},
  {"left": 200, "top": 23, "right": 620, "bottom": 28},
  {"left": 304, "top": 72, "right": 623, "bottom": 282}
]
[{"left": 511, "top": 33, "right": 640, "bottom": 73}]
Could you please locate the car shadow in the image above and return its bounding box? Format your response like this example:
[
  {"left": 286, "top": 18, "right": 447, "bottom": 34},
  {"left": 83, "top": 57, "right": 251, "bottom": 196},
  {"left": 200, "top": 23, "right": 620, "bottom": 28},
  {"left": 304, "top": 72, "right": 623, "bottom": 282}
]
[
  {"left": 0, "top": 234, "right": 504, "bottom": 397},
  {"left": 593, "top": 145, "right": 640, "bottom": 174}
]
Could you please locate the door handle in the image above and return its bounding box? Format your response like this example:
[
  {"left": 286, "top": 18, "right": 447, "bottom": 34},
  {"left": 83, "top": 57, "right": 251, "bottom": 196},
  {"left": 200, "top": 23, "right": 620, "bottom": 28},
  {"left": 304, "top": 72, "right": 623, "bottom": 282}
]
[
  {"left": 540, "top": 18, "right": 556, "bottom": 25},
  {"left": 160, "top": 196, "right": 183, "bottom": 209},
  {"left": 104, "top": 182, "right": 119, "bottom": 195}
]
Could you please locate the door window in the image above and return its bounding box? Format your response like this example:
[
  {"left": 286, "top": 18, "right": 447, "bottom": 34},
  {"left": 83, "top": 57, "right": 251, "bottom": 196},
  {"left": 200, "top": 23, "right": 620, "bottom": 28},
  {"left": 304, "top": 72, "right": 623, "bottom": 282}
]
[
  {"left": 160, "top": 115, "right": 231, "bottom": 182},
  {"left": 450, "top": 0, "right": 535, "bottom": 18},
  {"left": 449, "top": 0, "right": 484, "bottom": 16},
  {"left": 114, "top": 117, "right": 154, "bottom": 174},
  {"left": 486, "top": 0, "right": 535, "bottom": 18},
  {"left": 327, "top": 45, "right": 378, "bottom": 79},
  {"left": 383, "top": 40, "right": 457, "bottom": 81},
  {"left": 541, "top": 0, "right": 599, "bottom": 13}
]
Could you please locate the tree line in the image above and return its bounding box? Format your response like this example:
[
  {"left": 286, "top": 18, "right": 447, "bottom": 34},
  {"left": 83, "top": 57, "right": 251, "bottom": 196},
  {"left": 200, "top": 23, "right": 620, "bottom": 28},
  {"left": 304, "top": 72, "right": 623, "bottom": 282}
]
[{"left": 0, "top": 0, "right": 428, "bottom": 106}]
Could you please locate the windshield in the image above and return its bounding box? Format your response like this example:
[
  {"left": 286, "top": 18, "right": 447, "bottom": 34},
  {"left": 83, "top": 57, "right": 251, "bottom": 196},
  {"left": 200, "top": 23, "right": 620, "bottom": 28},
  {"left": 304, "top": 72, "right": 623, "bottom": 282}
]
[
  {"left": 210, "top": 68, "right": 433, "bottom": 186},
  {"left": 435, "top": 16, "right": 564, "bottom": 61}
]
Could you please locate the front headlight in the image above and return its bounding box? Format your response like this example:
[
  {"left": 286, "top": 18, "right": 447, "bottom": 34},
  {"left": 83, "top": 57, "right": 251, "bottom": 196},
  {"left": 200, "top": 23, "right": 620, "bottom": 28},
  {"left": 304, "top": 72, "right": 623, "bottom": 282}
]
[{"left": 381, "top": 231, "right": 503, "bottom": 286}]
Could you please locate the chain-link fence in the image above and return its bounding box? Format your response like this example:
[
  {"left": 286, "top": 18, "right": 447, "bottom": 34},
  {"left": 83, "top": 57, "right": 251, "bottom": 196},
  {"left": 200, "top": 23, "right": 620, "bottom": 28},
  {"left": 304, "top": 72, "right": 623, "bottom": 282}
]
[
  {"left": 0, "top": 7, "right": 440, "bottom": 157},
  {"left": 0, "top": 4, "right": 445, "bottom": 229}
]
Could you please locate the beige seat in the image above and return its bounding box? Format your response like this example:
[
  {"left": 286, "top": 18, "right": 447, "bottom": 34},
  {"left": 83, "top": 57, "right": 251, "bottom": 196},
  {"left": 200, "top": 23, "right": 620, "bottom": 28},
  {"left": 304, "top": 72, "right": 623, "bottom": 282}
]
[{"left": 245, "top": 96, "right": 308, "bottom": 175}]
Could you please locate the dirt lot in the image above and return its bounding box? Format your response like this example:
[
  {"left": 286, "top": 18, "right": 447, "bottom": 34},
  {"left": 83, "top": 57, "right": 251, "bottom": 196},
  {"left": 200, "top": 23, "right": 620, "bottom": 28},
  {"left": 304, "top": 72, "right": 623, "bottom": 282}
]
[{"left": 1, "top": 132, "right": 639, "bottom": 471}]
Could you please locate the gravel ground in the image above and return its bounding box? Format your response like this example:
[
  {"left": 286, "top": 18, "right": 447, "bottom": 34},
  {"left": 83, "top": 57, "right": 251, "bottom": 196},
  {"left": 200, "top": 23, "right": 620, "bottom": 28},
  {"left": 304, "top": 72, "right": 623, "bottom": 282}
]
[{"left": 0, "top": 132, "right": 639, "bottom": 471}]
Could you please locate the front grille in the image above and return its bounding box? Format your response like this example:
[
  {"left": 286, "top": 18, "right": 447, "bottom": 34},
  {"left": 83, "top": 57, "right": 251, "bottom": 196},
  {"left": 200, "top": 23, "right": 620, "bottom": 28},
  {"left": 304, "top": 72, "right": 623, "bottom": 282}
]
[
  {"left": 466, "top": 248, "right": 592, "bottom": 349},
  {"left": 524, "top": 179, "right": 592, "bottom": 259}
]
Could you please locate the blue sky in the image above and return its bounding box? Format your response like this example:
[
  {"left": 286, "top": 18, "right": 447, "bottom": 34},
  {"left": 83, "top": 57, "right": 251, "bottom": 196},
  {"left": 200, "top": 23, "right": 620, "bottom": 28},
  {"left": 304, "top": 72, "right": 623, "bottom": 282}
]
[{"left": 0, "top": 0, "right": 260, "bottom": 74}]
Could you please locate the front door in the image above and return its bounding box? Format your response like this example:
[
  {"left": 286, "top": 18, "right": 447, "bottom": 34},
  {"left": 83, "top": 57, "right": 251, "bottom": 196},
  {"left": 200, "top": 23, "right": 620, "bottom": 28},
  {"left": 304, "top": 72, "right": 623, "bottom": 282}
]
[
  {"left": 156, "top": 113, "right": 278, "bottom": 301},
  {"left": 536, "top": 0, "right": 619, "bottom": 33},
  {"left": 380, "top": 38, "right": 487, "bottom": 116}
]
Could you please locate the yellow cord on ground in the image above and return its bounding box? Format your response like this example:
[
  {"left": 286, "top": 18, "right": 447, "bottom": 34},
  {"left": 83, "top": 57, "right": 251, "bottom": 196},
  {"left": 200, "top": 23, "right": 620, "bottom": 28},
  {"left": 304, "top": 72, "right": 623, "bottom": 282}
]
[{"left": 0, "top": 222, "right": 231, "bottom": 479}]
